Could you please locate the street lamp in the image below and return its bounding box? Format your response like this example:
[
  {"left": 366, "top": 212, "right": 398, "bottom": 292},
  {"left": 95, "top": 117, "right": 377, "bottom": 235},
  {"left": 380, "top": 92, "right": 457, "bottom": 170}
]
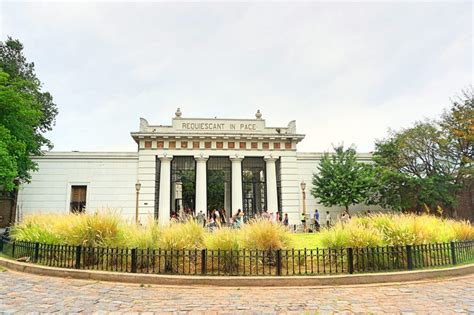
[
  {"left": 135, "top": 181, "right": 141, "bottom": 224},
  {"left": 300, "top": 181, "right": 307, "bottom": 232}
]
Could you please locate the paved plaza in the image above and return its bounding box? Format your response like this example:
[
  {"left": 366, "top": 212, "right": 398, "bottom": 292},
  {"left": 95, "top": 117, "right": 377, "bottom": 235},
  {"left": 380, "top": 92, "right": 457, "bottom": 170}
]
[{"left": 0, "top": 270, "right": 473, "bottom": 314}]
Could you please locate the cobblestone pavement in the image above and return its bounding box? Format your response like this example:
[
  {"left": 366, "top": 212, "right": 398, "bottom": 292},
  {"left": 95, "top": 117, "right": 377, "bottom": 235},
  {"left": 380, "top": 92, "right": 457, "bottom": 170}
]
[{"left": 0, "top": 270, "right": 473, "bottom": 314}]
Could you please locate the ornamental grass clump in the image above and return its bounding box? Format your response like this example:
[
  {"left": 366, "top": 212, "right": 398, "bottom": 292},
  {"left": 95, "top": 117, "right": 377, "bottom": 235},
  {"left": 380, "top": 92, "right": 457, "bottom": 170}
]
[
  {"left": 11, "top": 214, "right": 69, "bottom": 244},
  {"left": 239, "top": 219, "right": 292, "bottom": 250},
  {"left": 158, "top": 219, "right": 205, "bottom": 250},
  {"left": 317, "top": 221, "right": 383, "bottom": 249},
  {"left": 67, "top": 210, "right": 125, "bottom": 247},
  {"left": 204, "top": 227, "right": 240, "bottom": 251},
  {"left": 204, "top": 227, "right": 241, "bottom": 272},
  {"left": 123, "top": 217, "right": 161, "bottom": 249}
]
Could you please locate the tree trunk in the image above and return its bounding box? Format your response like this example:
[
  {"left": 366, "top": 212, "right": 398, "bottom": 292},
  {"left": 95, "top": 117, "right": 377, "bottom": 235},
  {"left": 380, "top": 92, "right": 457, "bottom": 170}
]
[{"left": 345, "top": 205, "right": 349, "bottom": 213}]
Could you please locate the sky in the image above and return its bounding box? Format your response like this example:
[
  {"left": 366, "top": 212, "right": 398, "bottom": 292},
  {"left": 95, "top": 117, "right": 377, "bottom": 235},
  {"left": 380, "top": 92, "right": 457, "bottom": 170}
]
[{"left": 0, "top": 1, "right": 472, "bottom": 153}]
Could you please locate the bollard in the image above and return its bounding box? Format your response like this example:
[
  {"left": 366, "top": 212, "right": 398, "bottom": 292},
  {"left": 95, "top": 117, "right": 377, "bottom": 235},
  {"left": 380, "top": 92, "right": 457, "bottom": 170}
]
[
  {"left": 450, "top": 241, "right": 457, "bottom": 265},
  {"left": 347, "top": 248, "right": 354, "bottom": 274},
  {"left": 406, "top": 245, "right": 413, "bottom": 270},
  {"left": 131, "top": 248, "right": 137, "bottom": 273},
  {"left": 33, "top": 242, "right": 40, "bottom": 263},
  {"left": 75, "top": 246, "right": 82, "bottom": 269},
  {"left": 276, "top": 249, "right": 282, "bottom": 276},
  {"left": 201, "top": 249, "right": 207, "bottom": 275}
]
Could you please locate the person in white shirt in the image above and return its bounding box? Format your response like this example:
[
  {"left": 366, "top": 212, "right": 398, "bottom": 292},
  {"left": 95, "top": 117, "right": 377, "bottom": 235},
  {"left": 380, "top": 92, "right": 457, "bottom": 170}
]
[{"left": 325, "top": 211, "right": 331, "bottom": 228}]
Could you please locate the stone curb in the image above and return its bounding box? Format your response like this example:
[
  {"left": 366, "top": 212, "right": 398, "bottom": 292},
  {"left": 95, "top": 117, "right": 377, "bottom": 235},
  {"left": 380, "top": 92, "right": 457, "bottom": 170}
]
[{"left": 0, "top": 256, "right": 472, "bottom": 287}]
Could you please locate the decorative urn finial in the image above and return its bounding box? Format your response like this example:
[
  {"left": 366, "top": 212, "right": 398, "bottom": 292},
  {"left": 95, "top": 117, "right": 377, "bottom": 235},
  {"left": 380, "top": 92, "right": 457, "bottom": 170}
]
[
  {"left": 175, "top": 107, "right": 182, "bottom": 118},
  {"left": 255, "top": 109, "right": 262, "bottom": 119}
]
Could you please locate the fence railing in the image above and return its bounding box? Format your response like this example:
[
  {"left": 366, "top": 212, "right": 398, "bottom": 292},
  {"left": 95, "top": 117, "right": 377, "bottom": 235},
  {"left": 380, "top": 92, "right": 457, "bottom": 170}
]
[{"left": 0, "top": 239, "right": 473, "bottom": 276}]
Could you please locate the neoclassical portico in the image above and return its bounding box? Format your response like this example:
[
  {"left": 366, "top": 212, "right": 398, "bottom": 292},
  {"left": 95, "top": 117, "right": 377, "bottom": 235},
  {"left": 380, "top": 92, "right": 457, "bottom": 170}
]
[{"left": 132, "top": 109, "right": 305, "bottom": 224}]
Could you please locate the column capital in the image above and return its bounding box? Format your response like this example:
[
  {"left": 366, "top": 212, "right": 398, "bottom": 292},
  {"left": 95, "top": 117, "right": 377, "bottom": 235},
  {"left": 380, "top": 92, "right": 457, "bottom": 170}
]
[
  {"left": 230, "top": 155, "right": 244, "bottom": 162},
  {"left": 194, "top": 154, "right": 209, "bottom": 162},
  {"left": 264, "top": 155, "right": 279, "bottom": 162},
  {"left": 158, "top": 154, "right": 173, "bottom": 162}
]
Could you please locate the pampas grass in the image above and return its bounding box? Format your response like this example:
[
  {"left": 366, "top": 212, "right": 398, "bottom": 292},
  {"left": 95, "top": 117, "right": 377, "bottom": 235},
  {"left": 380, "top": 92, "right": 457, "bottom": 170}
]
[
  {"left": 11, "top": 212, "right": 474, "bottom": 250},
  {"left": 240, "top": 218, "right": 292, "bottom": 250}
]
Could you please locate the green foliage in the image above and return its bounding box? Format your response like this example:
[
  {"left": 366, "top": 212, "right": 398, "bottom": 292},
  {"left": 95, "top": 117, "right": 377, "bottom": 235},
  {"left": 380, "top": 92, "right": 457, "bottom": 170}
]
[
  {"left": 0, "top": 37, "right": 58, "bottom": 190},
  {"left": 311, "top": 145, "right": 375, "bottom": 212},
  {"left": 371, "top": 89, "right": 473, "bottom": 214}
]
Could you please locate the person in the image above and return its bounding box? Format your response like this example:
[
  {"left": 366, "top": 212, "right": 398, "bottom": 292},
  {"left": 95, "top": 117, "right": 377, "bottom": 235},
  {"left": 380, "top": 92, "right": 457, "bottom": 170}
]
[
  {"left": 325, "top": 211, "right": 331, "bottom": 228},
  {"left": 220, "top": 209, "right": 227, "bottom": 225},
  {"left": 197, "top": 210, "right": 206, "bottom": 227},
  {"left": 235, "top": 209, "right": 242, "bottom": 228},
  {"left": 215, "top": 209, "right": 221, "bottom": 228},
  {"left": 340, "top": 212, "right": 349, "bottom": 225},
  {"left": 238, "top": 209, "right": 244, "bottom": 227},
  {"left": 300, "top": 212, "right": 306, "bottom": 226},
  {"left": 314, "top": 209, "right": 320, "bottom": 232},
  {"left": 283, "top": 213, "right": 289, "bottom": 226},
  {"left": 276, "top": 212, "right": 280, "bottom": 223},
  {"left": 270, "top": 212, "right": 275, "bottom": 222},
  {"left": 262, "top": 210, "right": 271, "bottom": 220}
]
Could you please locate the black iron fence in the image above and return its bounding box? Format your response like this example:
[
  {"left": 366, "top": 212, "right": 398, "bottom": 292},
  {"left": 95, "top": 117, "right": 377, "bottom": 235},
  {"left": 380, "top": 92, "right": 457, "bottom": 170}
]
[{"left": 0, "top": 239, "right": 472, "bottom": 276}]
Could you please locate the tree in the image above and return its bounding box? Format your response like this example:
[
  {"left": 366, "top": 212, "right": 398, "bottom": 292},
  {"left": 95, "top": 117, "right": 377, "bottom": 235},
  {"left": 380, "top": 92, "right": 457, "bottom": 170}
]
[
  {"left": 370, "top": 89, "right": 473, "bottom": 214},
  {"left": 311, "top": 145, "right": 375, "bottom": 212},
  {"left": 440, "top": 88, "right": 473, "bottom": 182},
  {"left": 0, "top": 37, "right": 58, "bottom": 190}
]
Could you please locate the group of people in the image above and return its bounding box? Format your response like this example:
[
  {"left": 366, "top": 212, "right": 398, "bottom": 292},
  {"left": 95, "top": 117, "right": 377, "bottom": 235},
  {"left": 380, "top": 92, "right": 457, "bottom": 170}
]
[
  {"left": 172, "top": 206, "right": 370, "bottom": 232},
  {"left": 302, "top": 209, "right": 357, "bottom": 232}
]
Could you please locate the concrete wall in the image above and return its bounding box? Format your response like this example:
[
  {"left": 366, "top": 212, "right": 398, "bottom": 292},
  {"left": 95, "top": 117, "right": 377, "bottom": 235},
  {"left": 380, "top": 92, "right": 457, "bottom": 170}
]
[{"left": 17, "top": 152, "right": 139, "bottom": 221}]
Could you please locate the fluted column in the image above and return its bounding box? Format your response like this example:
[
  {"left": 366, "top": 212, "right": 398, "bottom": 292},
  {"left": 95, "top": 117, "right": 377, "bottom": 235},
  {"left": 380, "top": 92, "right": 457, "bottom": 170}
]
[
  {"left": 230, "top": 156, "right": 244, "bottom": 216},
  {"left": 264, "top": 156, "right": 279, "bottom": 213},
  {"left": 195, "top": 155, "right": 209, "bottom": 214},
  {"left": 158, "top": 155, "right": 173, "bottom": 226}
]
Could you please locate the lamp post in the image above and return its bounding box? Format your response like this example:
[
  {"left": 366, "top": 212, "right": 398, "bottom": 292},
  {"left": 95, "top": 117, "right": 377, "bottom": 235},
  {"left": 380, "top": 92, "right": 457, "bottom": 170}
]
[
  {"left": 135, "top": 181, "right": 141, "bottom": 224},
  {"left": 300, "top": 181, "right": 307, "bottom": 232}
]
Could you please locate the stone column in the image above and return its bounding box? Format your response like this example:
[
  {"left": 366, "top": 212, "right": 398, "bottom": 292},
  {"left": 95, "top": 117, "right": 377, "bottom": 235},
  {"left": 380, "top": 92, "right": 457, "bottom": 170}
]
[
  {"left": 230, "top": 156, "right": 244, "bottom": 216},
  {"left": 264, "top": 156, "right": 279, "bottom": 213},
  {"left": 195, "top": 155, "right": 209, "bottom": 214},
  {"left": 158, "top": 155, "right": 173, "bottom": 226}
]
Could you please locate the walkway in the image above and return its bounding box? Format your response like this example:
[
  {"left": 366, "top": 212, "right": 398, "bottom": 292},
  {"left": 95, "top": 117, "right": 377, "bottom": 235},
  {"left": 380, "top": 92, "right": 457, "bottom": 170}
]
[{"left": 0, "top": 270, "right": 473, "bottom": 313}]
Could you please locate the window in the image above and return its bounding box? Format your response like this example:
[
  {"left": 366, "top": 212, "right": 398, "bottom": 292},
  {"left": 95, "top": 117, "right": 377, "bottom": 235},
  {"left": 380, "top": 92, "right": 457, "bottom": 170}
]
[{"left": 70, "top": 185, "right": 87, "bottom": 213}]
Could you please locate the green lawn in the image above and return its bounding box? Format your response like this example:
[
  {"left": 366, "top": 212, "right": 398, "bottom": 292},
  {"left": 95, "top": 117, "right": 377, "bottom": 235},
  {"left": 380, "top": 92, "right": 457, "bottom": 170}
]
[{"left": 288, "top": 233, "right": 321, "bottom": 249}]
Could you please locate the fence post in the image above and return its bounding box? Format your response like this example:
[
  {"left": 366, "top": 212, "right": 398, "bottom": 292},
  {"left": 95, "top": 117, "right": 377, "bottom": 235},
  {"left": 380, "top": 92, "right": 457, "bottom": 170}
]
[
  {"left": 406, "top": 245, "right": 413, "bottom": 270},
  {"left": 131, "top": 248, "right": 137, "bottom": 273},
  {"left": 33, "top": 242, "right": 40, "bottom": 263},
  {"left": 75, "top": 246, "right": 82, "bottom": 269},
  {"left": 276, "top": 249, "right": 282, "bottom": 276},
  {"left": 0, "top": 237, "right": 3, "bottom": 252},
  {"left": 347, "top": 248, "right": 354, "bottom": 274},
  {"left": 450, "top": 241, "right": 457, "bottom": 265},
  {"left": 201, "top": 249, "right": 207, "bottom": 275},
  {"left": 12, "top": 241, "right": 16, "bottom": 258}
]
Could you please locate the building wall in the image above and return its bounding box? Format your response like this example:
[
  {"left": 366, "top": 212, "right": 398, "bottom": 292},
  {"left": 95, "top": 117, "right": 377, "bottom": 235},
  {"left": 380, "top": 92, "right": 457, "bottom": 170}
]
[
  {"left": 15, "top": 150, "right": 386, "bottom": 224},
  {"left": 17, "top": 152, "right": 139, "bottom": 221}
]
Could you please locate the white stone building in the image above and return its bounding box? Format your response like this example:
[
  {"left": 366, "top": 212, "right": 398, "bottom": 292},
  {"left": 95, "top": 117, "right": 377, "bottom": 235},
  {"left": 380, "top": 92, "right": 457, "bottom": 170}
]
[{"left": 16, "top": 109, "right": 381, "bottom": 225}]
